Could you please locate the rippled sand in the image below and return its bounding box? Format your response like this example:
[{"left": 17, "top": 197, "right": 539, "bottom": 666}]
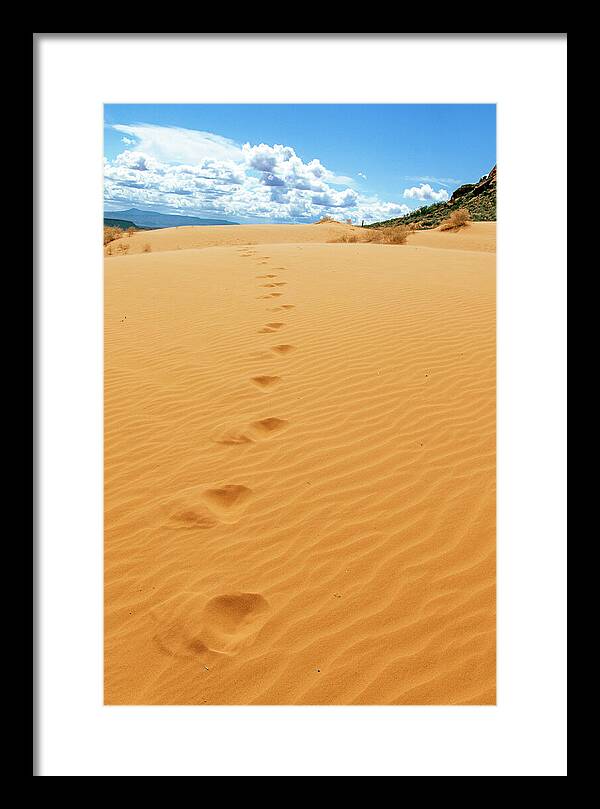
[{"left": 105, "top": 222, "right": 495, "bottom": 704}]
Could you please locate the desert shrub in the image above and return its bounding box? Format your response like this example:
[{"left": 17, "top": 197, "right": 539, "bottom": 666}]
[
  {"left": 315, "top": 215, "right": 337, "bottom": 224},
  {"left": 106, "top": 245, "right": 113, "bottom": 256},
  {"left": 104, "top": 226, "right": 122, "bottom": 246},
  {"left": 329, "top": 232, "right": 360, "bottom": 243},
  {"left": 381, "top": 225, "right": 410, "bottom": 244},
  {"left": 330, "top": 226, "right": 409, "bottom": 245},
  {"left": 361, "top": 229, "right": 384, "bottom": 243},
  {"left": 439, "top": 208, "right": 471, "bottom": 231},
  {"left": 116, "top": 242, "right": 130, "bottom": 254},
  {"left": 127, "top": 227, "right": 136, "bottom": 238},
  {"left": 142, "top": 243, "right": 152, "bottom": 253}
]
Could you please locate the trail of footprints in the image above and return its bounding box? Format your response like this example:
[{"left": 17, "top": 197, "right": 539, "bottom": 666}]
[
  {"left": 158, "top": 249, "right": 297, "bottom": 659},
  {"left": 223, "top": 252, "right": 296, "bottom": 450}
]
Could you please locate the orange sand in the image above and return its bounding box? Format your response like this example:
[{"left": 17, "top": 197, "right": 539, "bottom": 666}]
[{"left": 105, "top": 222, "right": 496, "bottom": 705}]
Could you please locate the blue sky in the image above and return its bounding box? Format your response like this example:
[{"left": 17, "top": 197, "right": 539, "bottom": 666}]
[{"left": 104, "top": 104, "right": 496, "bottom": 224}]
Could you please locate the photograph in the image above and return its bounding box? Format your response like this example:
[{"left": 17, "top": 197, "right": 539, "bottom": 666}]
[
  {"left": 104, "top": 103, "right": 497, "bottom": 705},
  {"left": 35, "top": 34, "right": 567, "bottom": 776}
]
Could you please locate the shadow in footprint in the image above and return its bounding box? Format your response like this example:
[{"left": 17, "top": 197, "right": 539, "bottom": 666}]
[
  {"left": 202, "top": 484, "right": 253, "bottom": 517},
  {"left": 251, "top": 417, "right": 289, "bottom": 436},
  {"left": 251, "top": 375, "right": 281, "bottom": 388},
  {"left": 153, "top": 592, "right": 270, "bottom": 659},
  {"left": 258, "top": 321, "right": 285, "bottom": 332},
  {"left": 271, "top": 344, "right": 296, "bottom": 355},
  {"left": 171, "top": 508, "right": 218, "bottom": 530},
  {"left": 214, "top": 431, "right": 254, "bottom": 446}
]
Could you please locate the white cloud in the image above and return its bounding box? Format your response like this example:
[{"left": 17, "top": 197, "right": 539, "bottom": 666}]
[
  {"left": 105, "top": 125, "right": 411, "bottom": 224},
  {"left": 357, "top": 172, "right": 367, "bottom": 180},
  {"left": 403, "top": 183, "right": 450, "bottom": 202},
  {"left": 404, "top": 176, "right": 458, "bottom": 188},
  {"left": 113, "top": 124, "right": 242, "bottom": 164},
  {"left": 121, "top": 136, "right": 135, "bottom": 145}
]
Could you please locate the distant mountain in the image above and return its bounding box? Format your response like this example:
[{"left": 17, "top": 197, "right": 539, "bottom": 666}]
[
  {"left": 105, "top": 208, "right": 238, "bottom": 229},
  {"left": 104, "top": 217, "right": 151, "bottom": 231},
  {"left": 368, "top": 166, "right": 496, "bottom": 230}
]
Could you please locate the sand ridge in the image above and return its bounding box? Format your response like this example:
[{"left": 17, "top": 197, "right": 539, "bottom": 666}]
[
  {"left": 104, "top": 221, "right": 496, "bottom": 257},
  {"left": 105, "top": 223, "right": 495, "bottom": 704}
]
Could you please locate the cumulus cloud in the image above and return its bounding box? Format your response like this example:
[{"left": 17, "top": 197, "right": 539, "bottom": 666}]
[
  {"left": 242, "top": 142, "right": 353, "bottom": 190},
  {"left": 403, "top": 183, "right": 450, "bottom": 202},
  {"left": 357, "top": 172, "right": 367, "bottom": 180},
  {"left": 121, "top": 136, "right": 136, "bottom": 145},
  {"left": 105, "top": 124, "right": 411, "bottom": 224}
]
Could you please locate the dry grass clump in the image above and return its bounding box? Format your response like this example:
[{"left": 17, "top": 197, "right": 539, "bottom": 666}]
[
  {"left": 330, "top": 224, "right": 410, "bottom": 246},
  {"left": 142, "top": 243, "right": 152, "bottom": 253},
  {"left": 126, "top": 226, "right": 136, "bottom": 238},
  {"left": 439, "top": 208, "right": 471, "bottom": 231},
  {"left": 380, "top": 225, "right": 410, "bottom": 244},
  {"left": 364, "top": 225, "right": 410, "bottom": 244},
  {"left": 104, "top": 226, "right": 122, "bottom": 246},
  {"left": 105, "top": 240, "right": 130, "bottom": 256},
  {"left": 362, "top": 230, "right": 384, "bottom": 243},
  {"left": 315, "top": 215, "right": 338, "bottom": 224}
]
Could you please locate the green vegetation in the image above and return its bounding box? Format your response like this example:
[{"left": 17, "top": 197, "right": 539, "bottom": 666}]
[{"left": 367, "top": 166, "right": 496, "bottom": 231}]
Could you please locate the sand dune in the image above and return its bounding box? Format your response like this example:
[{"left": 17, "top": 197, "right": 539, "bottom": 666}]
[
  {"left": 105, "top": 223, "right": 496, "bottom": 705},
  {"left": 105, "top": 221, "right": 355, "bottom": 256},
  {"left": 105, "top": 221, "right": 496, "bottom": 257},
  {"left": 408, "top": 222, "right": 496, "bottom": 253}
]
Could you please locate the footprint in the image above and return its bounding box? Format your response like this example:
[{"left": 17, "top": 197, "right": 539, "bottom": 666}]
[
  {"left": 280, "top": 304, "right": 295, "bottom": 309},
  {"left": 257, "top": 274, "right": 277, "bottom": 279},
  {"left": 259, "top": 294, "right": 284, "bottom": 299},
  {"left": 261, "top": 283, "right": 279, "bottom": 288},
  {"left": 271, "top": 344, "right": 296, "bottom": 355},
  {"left": 251, "top": 375, "right": 281, "bottom": 388},
  {"left": 250, "top": 417, "right": 289, "bottom": 436},
  {"left": 204, "top": 592, "right": 269, "bottom": 634},
  {"left": 272, "top": 282, "right": 287, "bottom": 287},
  {"left": 153, "top": 592, "right": 270, "bottom": 659},
  {"left": 214, "top": 416, "right": 289, "bottom": 446},
  {"left": 171, "top": 508, "right": 218, "bottom": 530},
  {"left": 202, "top": 484, "right": 253, "bottom": 518},
  {"left": 167, "top": 485, "right": 252, "bottom": 528},
  {"left": 214, "top": 430, "right": 254, "bottom": 446},
  {"left": 258, "top": 321, "right": 285, "bottom": 332}
]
